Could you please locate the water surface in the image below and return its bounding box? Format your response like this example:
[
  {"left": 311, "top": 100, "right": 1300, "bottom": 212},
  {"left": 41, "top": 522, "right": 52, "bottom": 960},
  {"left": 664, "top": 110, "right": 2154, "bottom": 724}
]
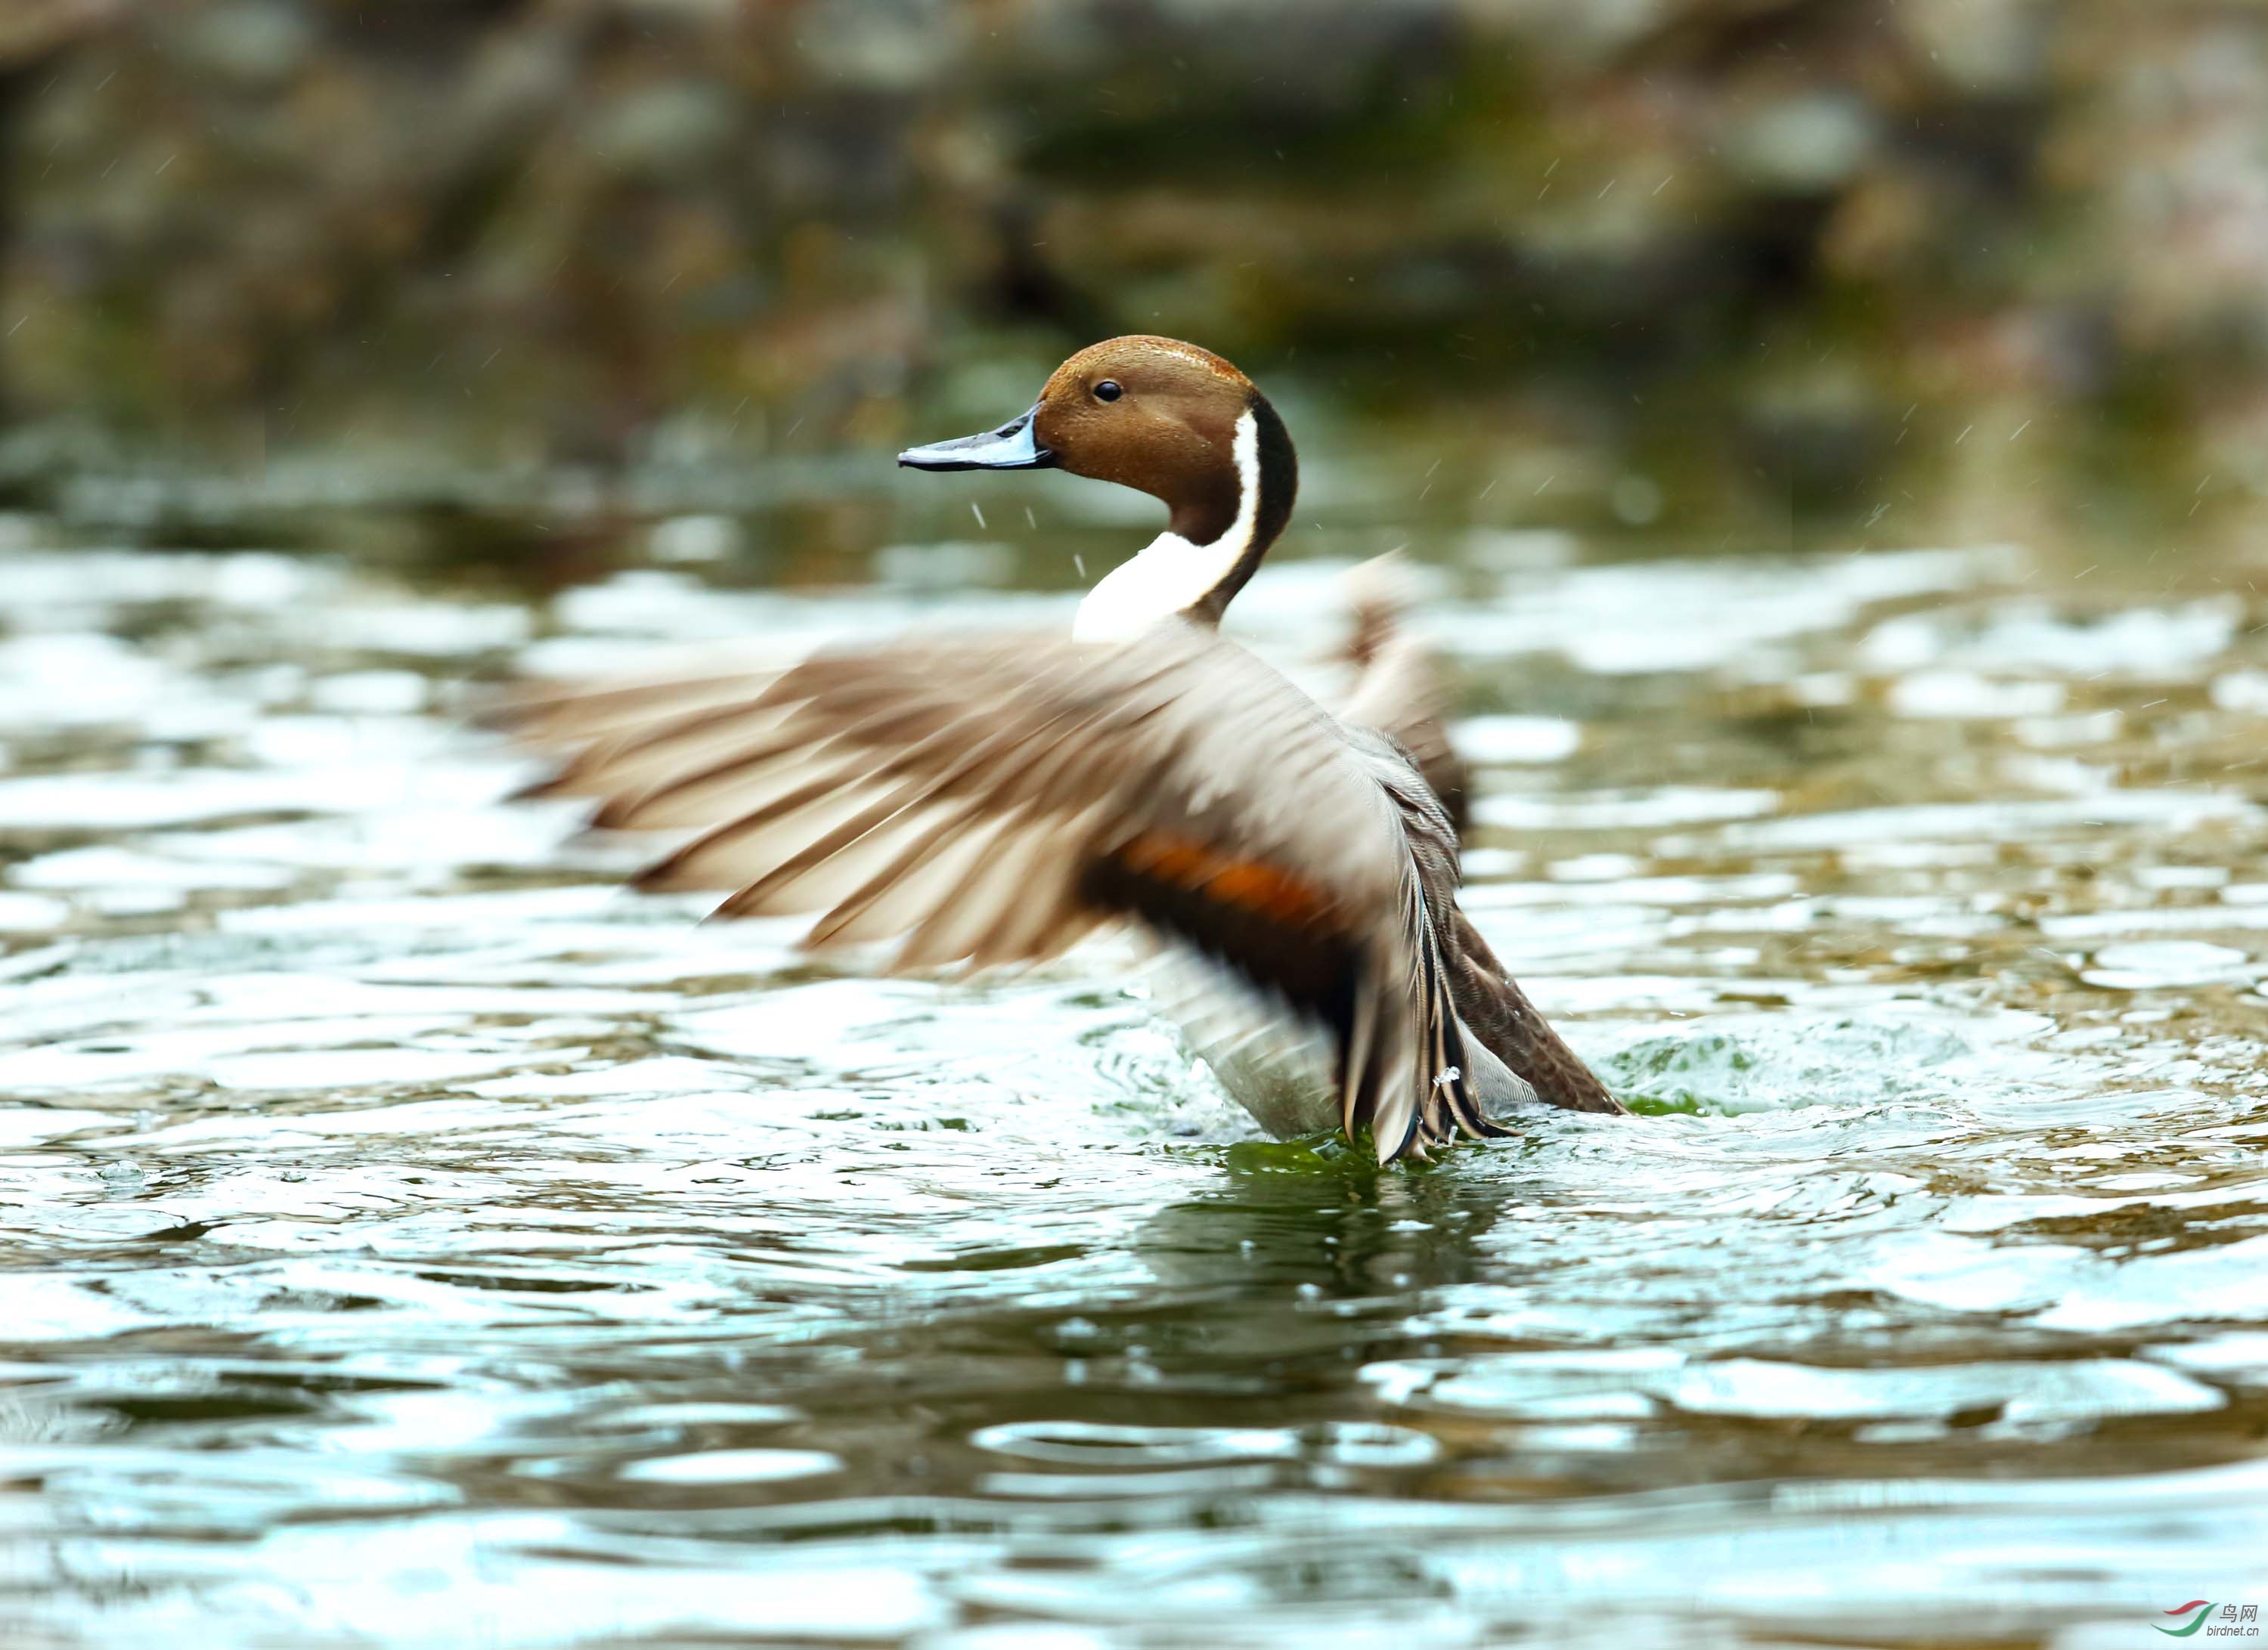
[{"left": 2, "top": 528, "right": 2266, "bottom": 1647}]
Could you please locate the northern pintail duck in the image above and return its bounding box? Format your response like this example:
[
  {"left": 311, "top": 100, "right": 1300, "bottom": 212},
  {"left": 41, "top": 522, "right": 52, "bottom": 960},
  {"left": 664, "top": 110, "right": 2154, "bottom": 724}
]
[{"left": 504, "top": 336, "right": 1622, "bottom": 1159}]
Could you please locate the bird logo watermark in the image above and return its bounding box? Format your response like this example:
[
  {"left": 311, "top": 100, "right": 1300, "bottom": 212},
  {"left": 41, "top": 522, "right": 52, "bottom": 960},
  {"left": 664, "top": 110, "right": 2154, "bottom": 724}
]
[{"left": 2157, "top": 1601, "right": 2260, "bottom": 1638}]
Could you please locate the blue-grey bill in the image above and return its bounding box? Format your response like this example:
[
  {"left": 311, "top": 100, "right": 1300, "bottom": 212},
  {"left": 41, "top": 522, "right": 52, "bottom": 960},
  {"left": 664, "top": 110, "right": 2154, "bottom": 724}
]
[{"left": 897, "top": 405, "right": 1057, "bottom": 471}]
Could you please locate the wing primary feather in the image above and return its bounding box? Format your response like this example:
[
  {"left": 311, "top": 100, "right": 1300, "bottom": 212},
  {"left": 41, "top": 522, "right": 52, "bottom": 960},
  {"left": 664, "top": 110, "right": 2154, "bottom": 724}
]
[
  {"left": 891, "top": 810, "right": 1050, "bottom": 970},
  {"left": 712, "top": 783, "right": 938, "bottom": 915},
  {"left": 490, "top": 670, "right": 776, "bottom": 742},
  {"left": 809, "top": 812, "right": 1005, "bottom": 949},
  {"left": 965, "top": 806, "right": 1104, "bottom": 967},
  {"left": 1340, "top": 967, "right": 1377, "bottom": 1140},
  {"left": 637, "top": 762, "right": 875, "bottom": 892},
  {"left": 623, "top": 687, "right": 996, "bottom": 828},
  {"left": 1370, "top": 955, "right": 1423, "bottom": 1163},
  {"left": 593, "top": 717, "right": 828, "bottom": 827}
]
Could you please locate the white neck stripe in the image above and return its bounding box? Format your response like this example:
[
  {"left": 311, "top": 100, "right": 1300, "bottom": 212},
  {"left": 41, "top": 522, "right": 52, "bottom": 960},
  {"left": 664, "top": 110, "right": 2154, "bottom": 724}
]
[{"left": 1074, "top": 409, "right": 1260, "bottom": 643}]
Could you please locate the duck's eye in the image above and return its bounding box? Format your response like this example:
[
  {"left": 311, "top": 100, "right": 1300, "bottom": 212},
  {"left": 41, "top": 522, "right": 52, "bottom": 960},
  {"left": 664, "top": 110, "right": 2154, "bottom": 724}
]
[{"left": 1093, "top": 380, "right": 1123, "bottom": 403}]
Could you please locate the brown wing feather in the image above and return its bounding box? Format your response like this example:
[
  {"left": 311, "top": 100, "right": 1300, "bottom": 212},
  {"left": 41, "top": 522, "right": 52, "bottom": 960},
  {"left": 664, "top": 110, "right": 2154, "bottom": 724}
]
[
  {"left": 1335, "top": 558, "right": 1618, "bottom": 1118},
  {"left": 499, "top": 621, "right": 1495, "bottom": 1160},
  {"left": 1446, "top": 907, "right": 1625, "bottom": 1116},
  {"left": 1337, "top": 559, "right": 1472, "bottom": 840}
]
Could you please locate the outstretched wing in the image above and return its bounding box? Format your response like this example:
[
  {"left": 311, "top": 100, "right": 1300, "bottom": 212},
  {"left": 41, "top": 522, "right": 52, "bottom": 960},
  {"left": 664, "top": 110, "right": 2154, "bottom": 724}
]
[
  {"left": 1336, "top": 556, "right": 1471, "bottom": 839},
  {"left": 497, "top": 620, "right": 1502, "bottom": 1160}
]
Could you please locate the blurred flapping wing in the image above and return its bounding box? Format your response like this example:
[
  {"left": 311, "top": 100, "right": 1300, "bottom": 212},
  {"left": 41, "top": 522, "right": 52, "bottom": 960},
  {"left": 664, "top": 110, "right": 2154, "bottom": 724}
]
[
  {"left": 1335, "top": 556, "right": 1471, "bottom": 839},
  {"left": 497, "top": 620, "right": 1498, "bottom": 1159},
  {"left": 1340, "top": 633, "right": 1470, "bottom": 841}
]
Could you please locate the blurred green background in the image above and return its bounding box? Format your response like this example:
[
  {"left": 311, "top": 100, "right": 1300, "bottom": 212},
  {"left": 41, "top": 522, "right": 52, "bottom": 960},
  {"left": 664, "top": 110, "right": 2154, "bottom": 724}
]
[{"left": 3, "top": 0, "right": 2264, "bottom": 572}]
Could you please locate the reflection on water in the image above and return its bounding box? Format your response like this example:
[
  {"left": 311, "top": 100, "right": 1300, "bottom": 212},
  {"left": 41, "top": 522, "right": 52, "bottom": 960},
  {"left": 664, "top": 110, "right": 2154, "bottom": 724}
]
[{"left": 1, "top": 529, "right": 2266, "bottom": 1646}]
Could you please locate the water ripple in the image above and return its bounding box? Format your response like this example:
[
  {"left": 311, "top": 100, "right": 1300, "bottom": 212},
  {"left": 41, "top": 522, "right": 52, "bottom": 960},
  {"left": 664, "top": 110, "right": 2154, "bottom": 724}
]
[{"left": 1, "top": 537, "right": 2264, "bottom": 1645}]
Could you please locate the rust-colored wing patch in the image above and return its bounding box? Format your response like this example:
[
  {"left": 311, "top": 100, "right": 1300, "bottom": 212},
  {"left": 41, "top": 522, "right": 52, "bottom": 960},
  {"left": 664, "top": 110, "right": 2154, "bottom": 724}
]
[{"left": 1111, "top": 830, "right": 1336, "bottom": 934}]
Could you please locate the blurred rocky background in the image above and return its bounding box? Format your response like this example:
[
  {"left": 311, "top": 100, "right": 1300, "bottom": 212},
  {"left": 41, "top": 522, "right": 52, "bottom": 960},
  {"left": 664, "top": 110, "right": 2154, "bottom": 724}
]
[{"left": 1, "top": 0, "right": 2263, "bottom": 574}]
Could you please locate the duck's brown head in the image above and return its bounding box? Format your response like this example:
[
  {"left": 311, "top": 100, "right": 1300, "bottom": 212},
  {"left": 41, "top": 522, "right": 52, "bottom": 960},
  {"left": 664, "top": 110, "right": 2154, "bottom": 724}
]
[{"left": 900, "top": 336, "right": 1297, "bottom": 627}]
